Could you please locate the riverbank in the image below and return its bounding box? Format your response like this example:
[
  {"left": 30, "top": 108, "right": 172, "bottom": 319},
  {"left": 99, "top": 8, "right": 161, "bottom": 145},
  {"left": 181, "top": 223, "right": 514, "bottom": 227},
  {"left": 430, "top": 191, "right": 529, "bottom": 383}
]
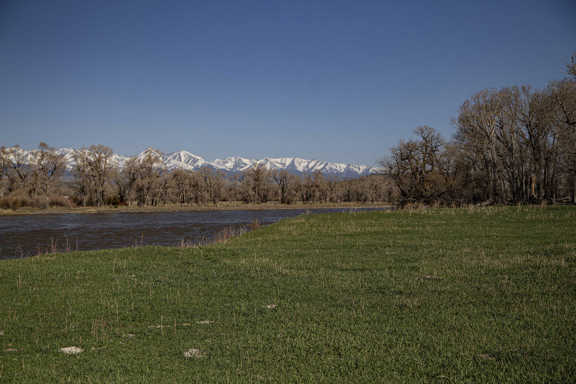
[
  {"left": 0, "top": 207, "right": 391, "bottom": 259},
  {"left": 1, "top": 206, "right": 575, "bottom": 382},
  {"left": 0, "top": 201, "right": 393, "bottom": 216}
]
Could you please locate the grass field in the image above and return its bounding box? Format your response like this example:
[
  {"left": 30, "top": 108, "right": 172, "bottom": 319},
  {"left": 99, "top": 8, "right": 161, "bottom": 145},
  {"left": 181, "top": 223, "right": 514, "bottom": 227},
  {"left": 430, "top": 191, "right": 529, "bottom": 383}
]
[{"left": 1, "top": 207, "right": 575, "bottom": 383}]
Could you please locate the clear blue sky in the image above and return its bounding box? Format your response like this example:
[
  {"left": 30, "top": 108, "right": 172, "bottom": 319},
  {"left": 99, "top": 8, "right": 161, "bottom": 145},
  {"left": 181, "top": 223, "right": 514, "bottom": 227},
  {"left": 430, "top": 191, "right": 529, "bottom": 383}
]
[{"left": 1, "top": 0, "right": 574, "bottom": 165}]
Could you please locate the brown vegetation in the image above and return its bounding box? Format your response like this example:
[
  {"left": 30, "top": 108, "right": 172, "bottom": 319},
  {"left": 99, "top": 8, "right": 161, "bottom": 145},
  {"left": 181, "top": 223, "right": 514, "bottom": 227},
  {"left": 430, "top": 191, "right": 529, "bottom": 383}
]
[
  {"left": 0, "top": 144, "right": 393, "bottom": 210},
  {"left": 384, "top": 53, "right": 576, "bottom": 205}
]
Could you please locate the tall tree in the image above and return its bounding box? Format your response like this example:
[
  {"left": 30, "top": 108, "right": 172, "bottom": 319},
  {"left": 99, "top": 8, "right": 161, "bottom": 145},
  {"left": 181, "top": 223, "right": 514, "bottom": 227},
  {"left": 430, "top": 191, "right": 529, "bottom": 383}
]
[
  {"left": 568, "top": 53, "right": 576, "bottom": 79},
  {"left": 74, "top": 145, "right": 114, "bottom": 206},
  {"left": 0, "top": 145, "right": 32, "bottom": 195},
  {"left": 384, "top": 126, "right": 448, "bottom": 204},
  {"left": 30, "top": 142, "right": 66, "bottom": 198},
  {"left": 242, "top": 165, "right": 272, "bottom": 203},
  {"left": 124, "top": 151, "right": 163, "bottom": 206},
  {"left": 273, "top": 170, "right": 296, "bottom": 204}
]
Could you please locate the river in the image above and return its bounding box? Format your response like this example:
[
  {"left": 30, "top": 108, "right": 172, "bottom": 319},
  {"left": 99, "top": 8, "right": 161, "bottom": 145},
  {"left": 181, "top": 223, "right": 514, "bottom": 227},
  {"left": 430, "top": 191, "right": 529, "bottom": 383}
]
[{"left": 0, "top": 207, "right": 388, "bottom": 259}]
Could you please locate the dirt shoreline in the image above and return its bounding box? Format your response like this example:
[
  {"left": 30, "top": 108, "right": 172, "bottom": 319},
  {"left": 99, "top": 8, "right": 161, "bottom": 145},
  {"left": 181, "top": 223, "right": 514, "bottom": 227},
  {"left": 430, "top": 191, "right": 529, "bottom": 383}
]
[{"left": 0, "top": 202, "right": 394, "bottom": 216}]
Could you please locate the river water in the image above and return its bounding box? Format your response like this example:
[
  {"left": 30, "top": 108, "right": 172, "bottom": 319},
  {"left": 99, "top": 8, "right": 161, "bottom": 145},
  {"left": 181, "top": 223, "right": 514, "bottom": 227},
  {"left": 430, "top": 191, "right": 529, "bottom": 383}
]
[{"left": 0, "top": 208, "right": 387, "bottom": 259}]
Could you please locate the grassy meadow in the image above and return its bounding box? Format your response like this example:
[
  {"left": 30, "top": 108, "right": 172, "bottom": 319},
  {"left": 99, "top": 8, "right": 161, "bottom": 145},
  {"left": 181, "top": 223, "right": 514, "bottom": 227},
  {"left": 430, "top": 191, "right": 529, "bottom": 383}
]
[{"left": 1, "top": 206, "right": 575, "bottom": 383}]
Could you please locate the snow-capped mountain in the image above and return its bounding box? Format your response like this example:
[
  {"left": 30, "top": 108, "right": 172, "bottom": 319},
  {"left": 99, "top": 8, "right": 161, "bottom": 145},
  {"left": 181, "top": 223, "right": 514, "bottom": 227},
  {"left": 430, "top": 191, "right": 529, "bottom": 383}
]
[{"left": 2, "top": 146, "right": 382, "bottom": 178}]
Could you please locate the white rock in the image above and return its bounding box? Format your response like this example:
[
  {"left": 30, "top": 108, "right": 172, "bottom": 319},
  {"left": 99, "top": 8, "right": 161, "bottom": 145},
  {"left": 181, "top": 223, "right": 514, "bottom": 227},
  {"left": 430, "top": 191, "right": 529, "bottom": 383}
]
[
  {"left": 60, "top": 346, "right": 84, "bottom": 355},
  {"left": 184, "top": 348, "right": 206, "bottom": 359}
]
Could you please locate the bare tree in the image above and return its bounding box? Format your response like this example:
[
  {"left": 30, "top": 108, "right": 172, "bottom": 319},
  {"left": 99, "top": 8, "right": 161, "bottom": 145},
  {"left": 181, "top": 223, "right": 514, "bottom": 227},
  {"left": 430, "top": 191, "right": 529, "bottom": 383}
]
[
  {"left": 0, "top": 145, "right": 32, "bottom": 195},
  {"left": 242, "top": 165, "right": 272, "bottom": 203},
  {"left": 74, "top": 145, "right": 114, "bottom": 206},
  {"left": 568, "top": 53, "right": 576, "bottom": 79},
  {"left": 124, "top": 151, "right": 163, "bottom": 206},
  {"left": 273, "top": 170, "right": 297, "bottom": 204},
  {"left": 384, "top": 126, "right": 449, "bottom": 204},
  {"left": 31, "top": 142, "right": 66, "bottom": 197},
  {"left": 199, "top": 167, "right": 222, "bottom": 205},
  {"left": 548, "top": 76, "right": 576, "bottom": 202}
]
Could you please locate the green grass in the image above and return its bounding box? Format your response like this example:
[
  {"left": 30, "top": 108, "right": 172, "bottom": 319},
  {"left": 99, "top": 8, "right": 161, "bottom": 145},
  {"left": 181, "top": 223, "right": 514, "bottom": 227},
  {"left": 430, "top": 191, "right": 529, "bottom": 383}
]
[{"left": 1, "top": 206, "right": 575, "bottom": 383}]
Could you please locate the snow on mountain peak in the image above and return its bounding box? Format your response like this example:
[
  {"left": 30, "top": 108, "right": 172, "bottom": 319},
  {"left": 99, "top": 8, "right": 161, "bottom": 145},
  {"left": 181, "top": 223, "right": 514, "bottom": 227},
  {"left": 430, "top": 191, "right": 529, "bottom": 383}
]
[{"left": 2, "top": 146, "right": 380, "bottom": 178}]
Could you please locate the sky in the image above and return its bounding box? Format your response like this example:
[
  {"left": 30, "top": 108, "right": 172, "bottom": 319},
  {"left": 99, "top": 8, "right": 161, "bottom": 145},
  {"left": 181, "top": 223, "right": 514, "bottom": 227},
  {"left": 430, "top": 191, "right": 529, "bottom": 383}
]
[{"left": 0, "top": 0, "right": 574, "bottom": 166}]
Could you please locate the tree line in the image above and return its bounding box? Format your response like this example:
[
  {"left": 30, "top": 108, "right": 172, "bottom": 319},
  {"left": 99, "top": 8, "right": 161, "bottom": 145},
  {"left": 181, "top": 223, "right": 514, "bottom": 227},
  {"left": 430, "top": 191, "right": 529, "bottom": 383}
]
[
  {"left": 0, "top": 144, "right": 393, "bottom": 209},
  {"left": 384, "top": 54, "right": 576, "bottom": 205},
  {"left": 2, "top": 54, "right": 574, "bottom": 209}
]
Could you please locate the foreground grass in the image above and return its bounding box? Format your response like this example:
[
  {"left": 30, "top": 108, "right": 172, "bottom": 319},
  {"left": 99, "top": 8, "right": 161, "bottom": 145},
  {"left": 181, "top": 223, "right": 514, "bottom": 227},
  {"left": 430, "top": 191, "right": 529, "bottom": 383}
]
[{"left": 1, "top": 207, "right": 575, "bottom": 383}]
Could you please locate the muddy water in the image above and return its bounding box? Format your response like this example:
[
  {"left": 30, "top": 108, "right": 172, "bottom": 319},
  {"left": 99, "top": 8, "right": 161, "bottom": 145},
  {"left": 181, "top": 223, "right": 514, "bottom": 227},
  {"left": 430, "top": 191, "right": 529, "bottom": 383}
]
[{"left": 0, "top": 208, "right": 387, "bottom": 259}]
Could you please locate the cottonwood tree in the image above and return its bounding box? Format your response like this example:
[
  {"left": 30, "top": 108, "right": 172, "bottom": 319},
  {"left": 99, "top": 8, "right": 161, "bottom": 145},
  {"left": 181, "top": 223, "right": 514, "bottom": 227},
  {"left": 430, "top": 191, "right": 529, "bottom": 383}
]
[
  {"left": 273, "top": 170, "right": 297, "bottom": 204},
  {"left": 384, "top": 54, "right": 576, "bottom": 205},
  {"left": 301, "top": 172, "right": 329, "bottom": 202},
  {"left": 0, "top": 143, "right": 66, "bottom": 206},
  {"left": 0, "top": 148, "right": 8, "bottom": 198},
  {"left": 568, "top": 53, "right": 576, "bottom": 79},
  {"left": 385, "top": 126, "right": 449, "bottom": 204},
  {"left": 549, "top": 70, "right": 576, "bottom": 202},
  {"left": 199, "top": 167, "right": 223, "bottom": 205},
  {"left": 241, "top": 165, "right": 272, "bottom": 203},
  {"left": 124, "top": 151, "right": 163, "bottom": 206},
  {"left": 30, "top": 142, "right": 66, "bottom": 198},
  {"left": 0, "top": 145, "right": 32, "bottom": 196},
  {"left": 455, "top": 90, "right": 507, "bottom": 203},
  {"left": 166, "top": 170, "right": 195, "bottom": 205},
  {"left": 74, "top": 145, "right": 115, "bottom": 206},
  {"left": 455, "top": 84, "right": 572, "bottom": 203}
]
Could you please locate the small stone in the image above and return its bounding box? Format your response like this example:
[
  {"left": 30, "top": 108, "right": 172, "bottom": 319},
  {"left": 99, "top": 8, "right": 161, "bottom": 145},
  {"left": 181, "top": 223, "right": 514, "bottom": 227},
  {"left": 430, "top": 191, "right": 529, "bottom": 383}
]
[
  {"left": 0, "top": 330, "right": 4, "bottom": 336},
  {"left": 60, "top": 346, "right": 84, "bottom": 355},
  {"left": 184, "top": 348, "right": 206, "bottom": 359},
  {"left": 265, "top": 304, "right": 277, "bottom": 309}
]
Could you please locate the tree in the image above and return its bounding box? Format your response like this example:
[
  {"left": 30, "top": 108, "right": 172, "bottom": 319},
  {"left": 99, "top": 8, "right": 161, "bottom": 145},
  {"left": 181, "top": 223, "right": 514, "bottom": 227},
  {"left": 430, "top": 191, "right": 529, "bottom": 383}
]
[
  {"left": 31, "top": 142, "right": 66, "bottom": 197},
  {"left": 198, "top": 167, "right": 222, "bottom": 205},
  {"left": 568, "top": 53, "right": 576, "bottom": 79},
  {"left": 241, "top": 165, "right": 272, "bottom": 203},
  {"left": 548, "top": 76, "right": 576, "bottom": 202},
  {"left": 74, "top": 145, "right": 114, "bottom": 206},
  {"left": 124, "top": 151, "right": 163, "bottom": 206},
  {"left": 0, "top": 145, "right": 32, "bottom": 195},
  {"left": 384, "top": 126, "right": 449, "bottom": 204},
  {"left": 0, "top": 143, "right": 67, "bottom": 207},
  {"left": 166, "top": 170, "right": 195, "bottom": 205},
  {"left": 272, "top": 170, "right": 297, "bottom": 204}
]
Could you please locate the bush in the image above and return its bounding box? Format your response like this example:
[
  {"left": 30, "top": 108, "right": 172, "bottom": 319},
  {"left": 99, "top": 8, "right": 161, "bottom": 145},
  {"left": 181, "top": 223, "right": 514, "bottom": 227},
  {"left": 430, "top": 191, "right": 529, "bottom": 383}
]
[
  {"left": 0, "top": 193, "right": 73, "bottom": 210},
  {"left": 48, "top": 195, "right": 74, "bottom": 208},
  {"left": 0, "top": 194, "right": 32, "bottom": 210}
]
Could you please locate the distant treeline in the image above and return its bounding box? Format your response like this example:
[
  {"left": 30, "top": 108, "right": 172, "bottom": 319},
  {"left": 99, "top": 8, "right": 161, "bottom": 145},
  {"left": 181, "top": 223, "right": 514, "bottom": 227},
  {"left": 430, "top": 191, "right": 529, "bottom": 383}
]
[
  {"left": 0, "top": 144, "right": 393, "bottom": 209},
  {"left": 384, "top": 54, "right": 576, "bottom": 206},
  {"left": 2, "top": 54, "right": 575, "bottom": 209}
]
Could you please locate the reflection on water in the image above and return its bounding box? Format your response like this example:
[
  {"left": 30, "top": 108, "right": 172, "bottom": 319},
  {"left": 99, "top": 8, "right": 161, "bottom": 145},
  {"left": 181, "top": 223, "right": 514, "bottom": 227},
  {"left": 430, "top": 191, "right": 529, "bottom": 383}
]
[{"left": 0, "top": 208, "right": 388, "bottom": 259}]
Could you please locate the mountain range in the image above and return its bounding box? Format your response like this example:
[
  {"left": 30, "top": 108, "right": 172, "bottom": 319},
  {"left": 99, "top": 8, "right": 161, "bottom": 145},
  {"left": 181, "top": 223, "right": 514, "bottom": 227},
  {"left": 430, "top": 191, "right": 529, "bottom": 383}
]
[{"left": 4, "top": 147, "right": 382, "bottom": 178}]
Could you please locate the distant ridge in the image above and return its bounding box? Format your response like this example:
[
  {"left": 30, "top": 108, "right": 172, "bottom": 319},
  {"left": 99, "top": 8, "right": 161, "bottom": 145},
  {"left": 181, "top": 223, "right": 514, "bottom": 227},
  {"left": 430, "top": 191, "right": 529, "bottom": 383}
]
[{"left": 4, "top": 146, "right": 383, "bottom": 178}]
